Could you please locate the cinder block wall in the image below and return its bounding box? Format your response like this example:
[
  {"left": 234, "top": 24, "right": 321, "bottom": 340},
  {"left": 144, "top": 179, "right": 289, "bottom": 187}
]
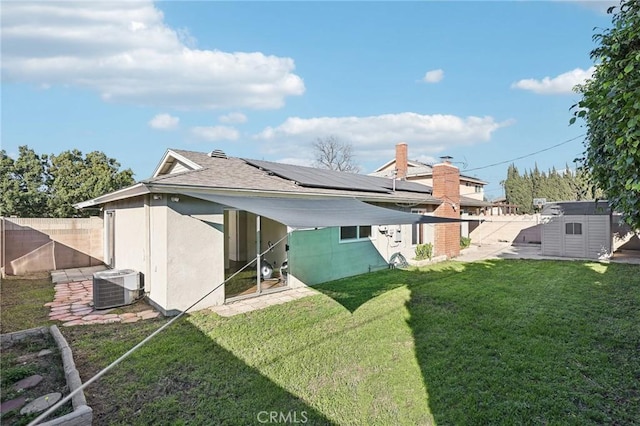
[
  {"left": 0, "top": 217, "right": 103, "bottom": 276},
  {"left": 468, "top": 215, "right": 542, "bottom": 244}
]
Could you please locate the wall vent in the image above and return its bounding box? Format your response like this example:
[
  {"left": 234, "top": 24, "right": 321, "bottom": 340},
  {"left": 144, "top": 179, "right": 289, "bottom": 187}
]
[{"left": 207, "top": 149, "right": 227, "bottom": 159}]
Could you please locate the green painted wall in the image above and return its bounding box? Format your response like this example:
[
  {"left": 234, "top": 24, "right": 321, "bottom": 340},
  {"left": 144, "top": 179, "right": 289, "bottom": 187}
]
[{"left": 289, "top": 227, "right": 387, "bottom": 286}]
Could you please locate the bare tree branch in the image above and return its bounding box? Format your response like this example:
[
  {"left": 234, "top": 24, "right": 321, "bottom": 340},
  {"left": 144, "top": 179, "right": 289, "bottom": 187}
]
[{"left": 311, "top": 136, "right": 360, "bottom": 173}]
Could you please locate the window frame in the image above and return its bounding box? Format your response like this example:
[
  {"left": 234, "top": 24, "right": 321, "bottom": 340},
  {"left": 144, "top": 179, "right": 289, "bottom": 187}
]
[
  {"left": 411, "top": 209, "right": 427, "bottom": 246},
  {"left": 565, "top": 222, "right": 583, "bottom": 235},
  {"left": 339, "top": 225, "right": 374, "bottom": 243}
]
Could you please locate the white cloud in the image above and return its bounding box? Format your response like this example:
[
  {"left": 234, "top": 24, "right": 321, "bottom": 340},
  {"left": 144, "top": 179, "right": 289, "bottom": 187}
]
[
  {"left": 422, "top": 69, "right": 444, "bottom": 83},
  {"left": 255, "top": 112, "right": 512, "bottom": 163},
  {"left": 1, "top": 1, "right": 305, "bottom": 109},
  {"left": 218, "top": 112, "right": 248, "bottom": 124},
  {"left": 149, "top": 113, "right": 179, "bottom": 130},
  {"left": 191, "top": 126, "right": 239, "bottom": 141},
  {"left": 564, "top": 0, "right": 619, "bottom": 14},
  {"left": 511, "top": 67, "right": 595, "bottom": 95}
]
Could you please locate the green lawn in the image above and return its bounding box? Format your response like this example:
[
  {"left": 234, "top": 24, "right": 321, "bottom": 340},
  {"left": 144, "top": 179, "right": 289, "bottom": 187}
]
[
  {"left": 0, "top": 272, "right": 54, "bottom": 334},
  {"left": 4, "top": 260, "right": 640, "bottom": 424}
]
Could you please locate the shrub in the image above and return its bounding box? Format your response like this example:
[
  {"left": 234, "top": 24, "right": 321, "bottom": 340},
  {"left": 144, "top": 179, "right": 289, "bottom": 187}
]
[
  {"left": 415, "top": 243, "right": 433, "bottom": 261},
  {"left": 460, "top": 236, "right": 472, "bottom": 249}
]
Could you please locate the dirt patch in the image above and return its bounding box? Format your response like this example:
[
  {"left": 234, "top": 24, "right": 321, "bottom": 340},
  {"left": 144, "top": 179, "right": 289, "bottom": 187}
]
[{"left": 0, "top": 332, "right": 72, "bottom": 425}]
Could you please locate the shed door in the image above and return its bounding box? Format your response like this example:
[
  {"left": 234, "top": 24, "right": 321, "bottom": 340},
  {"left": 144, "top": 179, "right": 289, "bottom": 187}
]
[
  {"left": 542, "top": 216, "right": 562, "bottom": 256},
  {"left": 563, "top": 219, "right": 586, "bottom": 258}
]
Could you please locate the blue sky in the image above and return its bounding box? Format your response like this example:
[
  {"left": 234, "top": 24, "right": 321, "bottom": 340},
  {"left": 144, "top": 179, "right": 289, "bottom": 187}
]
[{"left": 1, "top": 1, "right": 616, "bottom": 200}]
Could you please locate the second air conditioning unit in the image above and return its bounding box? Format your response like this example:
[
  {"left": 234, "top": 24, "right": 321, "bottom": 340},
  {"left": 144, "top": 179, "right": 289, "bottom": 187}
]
[{"left": 93, "top": 269, "right": 143, "bottom": 310}]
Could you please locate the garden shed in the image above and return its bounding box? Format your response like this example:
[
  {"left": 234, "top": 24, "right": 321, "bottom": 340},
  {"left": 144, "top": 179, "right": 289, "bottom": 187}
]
[{"left": 541, "top": 201, "right": 612, "bottom": 260}]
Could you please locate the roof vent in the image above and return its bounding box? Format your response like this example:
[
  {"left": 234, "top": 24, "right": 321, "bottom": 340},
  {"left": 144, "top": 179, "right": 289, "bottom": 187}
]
[{"left": 208, "top": 149, "right": 227, "bottom": 159}]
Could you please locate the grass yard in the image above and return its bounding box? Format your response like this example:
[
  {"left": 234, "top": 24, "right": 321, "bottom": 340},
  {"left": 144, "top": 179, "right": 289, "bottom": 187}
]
[
  {"left": 3, "top": 259, "right": 639, "bottom": 424},
  {"left": 57, "top": 259, "right": 640, "bottom": 425},
  {"left": 0, "top": 272, "right": 54, "bottom": 334}
]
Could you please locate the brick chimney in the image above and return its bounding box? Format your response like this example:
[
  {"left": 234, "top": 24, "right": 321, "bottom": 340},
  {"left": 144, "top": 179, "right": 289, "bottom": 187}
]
[
  {"left": 432, "top": 156, "right": 461, "bottom": 259},
  {"left": 395, "top": 142, "right": 408, "bottom": 180}
]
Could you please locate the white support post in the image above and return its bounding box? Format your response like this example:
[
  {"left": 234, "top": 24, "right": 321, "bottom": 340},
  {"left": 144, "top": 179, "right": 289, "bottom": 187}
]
[{"left": 256, "top": 215, "right": 261, "bottom": 294}]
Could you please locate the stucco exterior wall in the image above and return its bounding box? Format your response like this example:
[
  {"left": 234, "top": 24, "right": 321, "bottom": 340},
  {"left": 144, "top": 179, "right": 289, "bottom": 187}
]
[
  {"left": 165, "top": 196, "right": 225, "bottom": 312},
  {"left": 145, "top": 196, "right": 167, "bottom": 311},
  {"left": 288, "top": 227, "right": 387, "bottom": 287},
  {"left": 106, "top": 196, "right": 147, "bottom": 277},
  {"left": 370, "top": 223, "right": 431, "bottom": 264},
  {"left": 287, "top": 221, "right": 436, "bottom": 288}
]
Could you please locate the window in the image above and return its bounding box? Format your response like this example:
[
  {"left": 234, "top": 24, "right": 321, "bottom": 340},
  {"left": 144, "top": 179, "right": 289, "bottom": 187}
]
[
  {"left": 475, "top": 185, "right": 482, "bottom": 193},
  {"left": 339, "top": 225, "right": 372, "bottom": 242},
  {"left": 411, "top": 208, "right": 426, "bottom": 245},
  {"left": 412, "top": 223, "right": 425, "bottom": 245},
  {"left": 565, "top": 222, "right": 583, "bottom": 235}
]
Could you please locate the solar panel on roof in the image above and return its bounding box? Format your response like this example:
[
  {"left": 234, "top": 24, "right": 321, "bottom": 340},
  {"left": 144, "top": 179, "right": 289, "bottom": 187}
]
[
  {"left": 244, "top": 159, "right": 387, "bottom": 193},
  {"left": 243, "top": 158, "right": 432, "bottom": 195}
]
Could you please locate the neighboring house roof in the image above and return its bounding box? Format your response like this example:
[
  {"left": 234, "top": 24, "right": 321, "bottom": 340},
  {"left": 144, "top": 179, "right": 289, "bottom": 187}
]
[
  {"left": 76, "top": 148, "right": 490, "bottom": 208},
  {"left": 541, "top": 201, "right": 611, "bottom": 216},
  {"left": 371, "top": 158, "right": 488, "bottom": 185}
]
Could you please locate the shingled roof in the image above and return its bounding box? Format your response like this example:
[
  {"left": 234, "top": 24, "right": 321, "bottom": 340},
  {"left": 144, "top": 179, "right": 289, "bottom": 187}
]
[{"left": 78, "top": 148, "right": 491, "bottom": 208}]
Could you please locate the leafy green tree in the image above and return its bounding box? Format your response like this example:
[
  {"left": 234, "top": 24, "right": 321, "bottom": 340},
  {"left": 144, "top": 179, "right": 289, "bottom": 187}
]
[
  {"left": 503, "top": 163, "right": 599, "bottom": 213},
  {"left": 0, "top": 146, "right": 134, "bottom": 217},
  {"left": 48, "top": 150, "right": 134, "bottom": 217},
  {"left": 0, "top": 151, "right": 20, "bottom": 216},
  {"left": 1, "top": 146, "right": 49, "bottom": 217},
  {"left": 504, "top": 164, "right": 534, "bottom": 214},
  {"left": 572, "top": 0, "right": 640, "bottom": 228}
]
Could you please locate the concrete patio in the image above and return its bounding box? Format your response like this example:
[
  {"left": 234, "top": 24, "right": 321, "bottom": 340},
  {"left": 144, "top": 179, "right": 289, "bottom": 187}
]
[
  {"left": 456, "top": 242, "right": 640, "bottom": 264},
  {"left": 210, "top": 287, "right": 319, "bottom": 317}
]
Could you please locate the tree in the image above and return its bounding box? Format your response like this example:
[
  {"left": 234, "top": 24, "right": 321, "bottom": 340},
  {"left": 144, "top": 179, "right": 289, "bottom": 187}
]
[
  {"left": 0, "top": 146, "right": 134, "bottom": 218},
  {"left": 572, "top": 0, "right": 640, "bottom": 229},
  {"left": 0, "top": 151, "right": 20, "bottom": 216},
  {"left": 1, "top": 147, "right": 49, "bottom": 217},
  {"left": 312, "top": 136, "right": 360, "bottom": 172},
  {"left": 503, "top": 163, "right": 598, "bottom": 213},
  {"left": 48, "top": 149, "right": 135, "bottom": 217}
]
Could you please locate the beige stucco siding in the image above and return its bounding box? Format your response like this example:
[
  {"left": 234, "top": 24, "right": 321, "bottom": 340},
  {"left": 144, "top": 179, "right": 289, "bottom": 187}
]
[
  {"left": 106, "top": 196, "right": 147, "bottom": 279},
  {"left": 148, "top": 196, "right": 169, "bottom": 311},
  {"left": 165, "top": 197, "right": 225, "bottom": 311}
]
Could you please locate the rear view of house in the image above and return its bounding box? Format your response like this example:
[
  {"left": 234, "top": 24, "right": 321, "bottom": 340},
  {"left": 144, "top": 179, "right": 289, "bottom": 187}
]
[{"left": 76, "top": 147, "right": 476, "bottom": 315}]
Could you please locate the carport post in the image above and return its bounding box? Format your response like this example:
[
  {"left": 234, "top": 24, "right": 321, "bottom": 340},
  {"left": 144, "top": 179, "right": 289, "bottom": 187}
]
[{"left": 256, "top": 215, "right": 261, "bottom": 293}]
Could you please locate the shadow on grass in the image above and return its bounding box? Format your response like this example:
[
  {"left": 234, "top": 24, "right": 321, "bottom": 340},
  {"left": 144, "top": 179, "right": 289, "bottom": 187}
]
[
  {"left": 316, "top": 259, "right": 640, "bottom": 424},
  {"left": 62, "top": 319, "right": 334, "bottom": 425}
]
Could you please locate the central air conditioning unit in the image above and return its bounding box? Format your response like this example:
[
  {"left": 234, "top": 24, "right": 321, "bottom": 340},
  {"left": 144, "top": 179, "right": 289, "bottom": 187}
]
[{"left": 93, "top": 269, "right": 143, "bottom": 310}]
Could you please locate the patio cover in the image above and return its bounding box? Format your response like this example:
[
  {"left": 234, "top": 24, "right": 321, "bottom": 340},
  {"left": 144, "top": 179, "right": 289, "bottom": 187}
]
[{"left": 179, "top": 192, "right": 469, "bottom": 229}]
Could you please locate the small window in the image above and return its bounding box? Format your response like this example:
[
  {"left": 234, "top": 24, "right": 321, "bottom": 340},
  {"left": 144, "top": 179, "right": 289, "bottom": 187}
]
[
  {"left": 359, "top": 226, "right": 372, "bottom": 239},
  {"left": 340, "top": 226, "right": 358, "bottom": 240},
  {"left": 339, "top": 225, "right": 372, "bottom": 242},
  {"left": 411, "top": 209, "right": 427, "bottom": 245},
  {"left": 412, "top": 223, "right": 424, "bottom": 245},
  {"left": 565, "top": 222, "right": 583, "bottom": 235},
  {"left": 475, "top": 185, "right": 482, "bottom": 193}
]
